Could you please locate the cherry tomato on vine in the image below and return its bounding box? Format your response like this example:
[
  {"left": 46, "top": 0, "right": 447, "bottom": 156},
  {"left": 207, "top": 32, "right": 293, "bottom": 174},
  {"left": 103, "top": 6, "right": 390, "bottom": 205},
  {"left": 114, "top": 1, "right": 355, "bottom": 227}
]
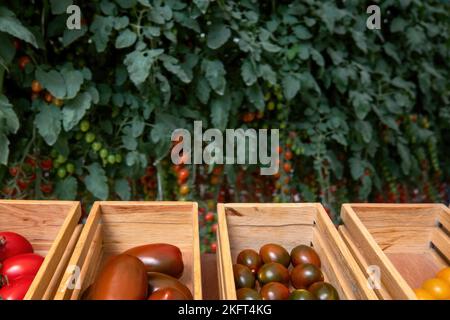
[
  {"left": 40, "top": 159, "right": 53, "bottom": 171},
  {"left": 9, "top": 167, "right": 19, "bottom": 177},
  {"left": 284, "top": 150, "right": 293, "bottom": 161},
  {"left": 80, "top": 120, "right": 90, "bottom": 132},
  {"left": 178, "top": 168, "right": 189, "bottom": 182},
  {"left": 205, "top": 212, "right": 215, "bottom": 222},
  {"left": 18, "top": 56, "right": 31, "bottom": 70},
  {"left": 52, "top": 98, "right": 64, "bottom": 107},
  {"left": 99, "top": 149, "right": 109, "bottom": 159},
  {"left": 57, "top": 168, "right": 67, "bottom": 179},
  {"left": 85, "top": 132, "right": 96, "bottom": 144},
  {"left": 107, "top": 155, "right": 116, "bottom": 164},
  {"left": 283, "top": 162, "right": 292, "bottom": 173},
  {"left": 31, "top": 80, "right": 42, "bottom": 93},
  {"left": 40, "top": 183, "right": 53, "bottom": 194},
  {"left": 55, "top": 154, "right": 67, "bottom": 164},
  {"left": 179, "top": 184, "right": 190, "bottom": 196},
  {"left": 92, "top": 142, "right": 102, "bottom": 152},
  {"left": 17, "top": 180, "right": 29, "bottom": 191},
  {"left": 66, "top": 163, "right": 75, "bottom": 174},
  {"left": 115, "top": 154, "right": 123, "bottom": 163},
  {"left": 44, "top": 92, "right": 53, "bottom": 103}
]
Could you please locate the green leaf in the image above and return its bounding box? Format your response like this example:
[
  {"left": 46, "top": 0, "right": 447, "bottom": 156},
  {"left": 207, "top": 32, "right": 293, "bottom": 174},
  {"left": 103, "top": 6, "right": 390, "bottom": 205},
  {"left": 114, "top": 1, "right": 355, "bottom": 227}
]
[
  {"left": 115, "top": 28, "right": 137, "bottom": 49},
  {"left": 0, "top": 95, "right": 19, "bottom": 134},
  {"left": 211, "top": 94, "right": 231, "bottom": 130},
  {"left": 259, "top": 64, "right": 276, "bottom": 85},
  {"left": 55, "top": 176, "right": 78, "bottom": 200},
  {"left": 241, "top": 59, "right": 257, "bottom": 86},
  {"left": 90, "top": 15, "right": 114, "bottom": 52},
  {"left": 349, "top": 157, "right": 364, "bottom": 180},
  {"left": 62, "top": 26, "right": 88, "bottom": 47},
  {"left": 390, "top": 17, "right": 408, "bottom": 33},
  {"left": 246, "top": 84, "right": 264, "bottom": 111},
  {"left": 50, "top": 0, "right": 73, "bottom": 14},
  {"left": 35, "top": 103, "right": 62, "bottom": 145},
  {"left": 124, "top": 48, "right": 164, "bottom": 86},
  {"left": 0, "top": 133, "right": 10, "bottom": 165},
  {"left": 282, "top": 75, "right": 301, "bottom": 100},
  {"left": 62, "top": 92, "right": 92, "bottom": 131},
  {"left": 193, "top": 0, "right": 209, "bottom": 13},
  {"left": 207, "top": 23, "right": 231, "bottom": 50},
  {"left": 61, "top": 69, "right": 84, "bottom": 99},
  {"left": 160, "top": 55, "right": 191, "bottom": 83},
  {"left": 115, "top": 179, "right": 131, "bottom": 200},
  {"left": 202, "top": 60, "right": 226, "bottom": 95},
  {"left": 0, "top": 15, "right": 38, "bottom": 47},
  {"left": 350, "top": 91, "right": 372, "bottom": 120},
  {"left": 196, "top": 78, "right": 211, "bottom": 104},
  {"left": 36, "top": 69, "right": 66, "bottom": 99},
  {"left": 293, "top": 25, "right": 312, "bottom": 40},
  {"left": 355, "top": 120, "right": 372, "bottom": 143},
  {"left": 85, "top": 163, "right": 109, "bottom": 200},
  {"left": 397, "top": 143, "right": 411, "bottom": 174}
]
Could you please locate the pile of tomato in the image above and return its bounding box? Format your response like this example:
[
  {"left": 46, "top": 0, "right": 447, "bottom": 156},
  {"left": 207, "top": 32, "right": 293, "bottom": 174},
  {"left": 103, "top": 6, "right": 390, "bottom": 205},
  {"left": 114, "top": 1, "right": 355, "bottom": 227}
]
[
  {"left": 233, "top": 243, "right": 339, "bottom": 300},
  {"left": 0, "top": 232, "right": 44, "bottom": 300},
  {"left": 414, "top": 267, "right": 450, "bottom": 300},
  {"left": 84, "top": 243, "right": 192, "bottom": 300}
]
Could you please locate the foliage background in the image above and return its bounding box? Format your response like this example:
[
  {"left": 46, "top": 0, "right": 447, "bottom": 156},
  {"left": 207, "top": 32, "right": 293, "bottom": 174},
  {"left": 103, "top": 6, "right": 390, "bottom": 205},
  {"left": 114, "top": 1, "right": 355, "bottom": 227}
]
[{"left": 0, "top": 0, "right": 449, "bottom": 251}]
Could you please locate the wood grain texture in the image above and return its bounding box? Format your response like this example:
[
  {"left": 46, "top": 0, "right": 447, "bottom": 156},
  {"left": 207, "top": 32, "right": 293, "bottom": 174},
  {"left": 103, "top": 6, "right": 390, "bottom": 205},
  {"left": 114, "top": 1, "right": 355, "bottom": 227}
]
[
  {"left": 56, "top": 201, "right": 202, "bottom": 300},
  {"left": 340, "top": 203, "right": 450, "bottom": 300},
  {"left": 217, "top": 203, "right": 377, "bottom": 300},
  {"left": 0, "top": 200, "right": 82, "bottom": 300}
]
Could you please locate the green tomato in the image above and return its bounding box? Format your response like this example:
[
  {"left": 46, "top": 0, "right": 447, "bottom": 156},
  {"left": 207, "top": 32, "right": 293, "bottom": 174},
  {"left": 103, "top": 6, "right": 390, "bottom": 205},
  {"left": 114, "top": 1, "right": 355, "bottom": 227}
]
[
  {"left": 92, "top": 142, "right": 102, "bottom": 152},
  {"left": 99, "top": 148, "right": 109, "bottom": 159},
  {"left": 57, "top": 167, "right": 67, "bottom": 179},
  {"left": 55, "top": 155, "right": 67, "bottom": 164},
  {"left": 66, "top": 163, "right": 75, "bottom": 174},
  {"left": 107, "top": 155, "right": 116, "bottom": 164},
  {"left": 80, "top": 120, "right": 90, "bottom": 132},
  {"left": 85, "top": 132, "right": 96, "bottom": 144},
  {"left": 50, "top": 149, "right": 58, "bottom": 158},
  {"left": 115, "top": 154, "right": 123, "bottom": 163}
]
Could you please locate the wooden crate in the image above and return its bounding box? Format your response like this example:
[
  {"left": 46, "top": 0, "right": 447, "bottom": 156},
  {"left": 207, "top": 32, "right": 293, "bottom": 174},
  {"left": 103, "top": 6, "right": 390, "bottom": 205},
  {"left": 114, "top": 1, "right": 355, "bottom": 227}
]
[
  {"left": 339, "top": 203, "right": 450, "bottom": 300},
  {"left": 0, "top": 200, "right": 82, "bottom": 300},
  {"left": 216, "top": 203, "right": 378, "bottom": 300},
  {"left": 55, "top": 201, "right": 202, "bottom": 300}
]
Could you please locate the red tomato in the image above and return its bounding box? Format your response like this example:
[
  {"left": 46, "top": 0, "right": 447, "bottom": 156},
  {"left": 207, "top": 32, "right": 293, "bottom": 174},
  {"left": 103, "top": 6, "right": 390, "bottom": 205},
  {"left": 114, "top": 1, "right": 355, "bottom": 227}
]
[
  {"left": 0, "top": 253, "right": 44, "bottom": 282},
  {"left": 210, "top": 243, "right": 217, "bottom": 253},
  {"left": 0, "top": 276, "right": 34, "bottom": 300},
  {"left": 18, "top": 56, "right": 31, "bottom": 70},
  {"left": 148, "top": 287, "right": 189, "bottom": 300},
  {"left": 8, "top": 167, "right": 19, "bottom": 177},
  {"left": 0, "top": 232, "right": 33, "bottom": 262},
  {"left": 40, "top": 183, "right": 53, "bottom": 194},
  {"left": 205, "top": 212, "right": 215, "bottom": 222},
  {"left": 178, "top": 168, "right": 190, "bottom": 182}
]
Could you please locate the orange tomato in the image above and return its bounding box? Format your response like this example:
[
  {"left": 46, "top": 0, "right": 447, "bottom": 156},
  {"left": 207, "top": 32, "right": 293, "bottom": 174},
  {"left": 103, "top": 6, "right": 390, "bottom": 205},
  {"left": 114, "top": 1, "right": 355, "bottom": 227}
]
[
  {"left": 422, "top": 278, "right": 450, "bottom": 300},
  {"left": 436, "top": 267, "right": 450, "bottom": 285},
  {"left": 31, "top": 80, "right": 42, "bottom": 93},
  {"left": 413, "top": 288, "right": 434, "bottom": 300}
]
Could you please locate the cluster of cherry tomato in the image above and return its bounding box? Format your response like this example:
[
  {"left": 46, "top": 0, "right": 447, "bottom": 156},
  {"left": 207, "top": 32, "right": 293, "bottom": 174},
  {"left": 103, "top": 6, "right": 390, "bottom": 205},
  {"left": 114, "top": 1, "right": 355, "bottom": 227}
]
[
  {"left": 233, "top": 243, "right": 339, "bottom": 300},
  {"left": 140, "top": 165, "right": 157, "bottom": 200},
  {"left": 414, "top": 267, "right": 450, "bottom": 300},
  {"left": 0, "top": 232, "right": 44, "bottom": 300}
]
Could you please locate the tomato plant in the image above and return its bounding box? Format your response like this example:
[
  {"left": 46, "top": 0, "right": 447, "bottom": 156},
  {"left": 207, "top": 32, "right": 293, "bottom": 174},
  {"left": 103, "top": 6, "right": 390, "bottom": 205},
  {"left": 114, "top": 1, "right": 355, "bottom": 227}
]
[{"left": 0, "top": 1, "right": 449, "bottom": 253}]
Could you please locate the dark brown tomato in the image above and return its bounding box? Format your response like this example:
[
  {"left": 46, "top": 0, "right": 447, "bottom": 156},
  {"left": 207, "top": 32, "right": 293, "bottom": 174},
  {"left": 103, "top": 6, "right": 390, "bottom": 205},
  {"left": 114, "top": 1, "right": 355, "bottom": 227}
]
[
  {"left": 257, "top": 262, "right": 290, "bottom": 286},
  {"left": 233, "top": 264, "right": 255, "bottom": 289},
  {"left": 289, "top": 289, "right": 317, "bottom": 300},
  {"left": 308, "top": 282, "right": 339, "bottom": 300},
  {"left": 290, "top": 245, "right": 321, "bottom": 268},
  {"left": 148, "top": 287, "right": 189, "bottom": 300},
  {"left": 147, "top": 272, "right": 193, "bottom": 300},
  {"left": 291, "top": 263, "right": 324, "bottom": 289},
  {"left": 260, "top": 282, "right": 290, "bottom": 300},
  {"left": 236, "top": 288, "right": 262, "bottom": 300},
  {"left": 124, "top": 243, "right": 184, "bottom": 278},
  {"left": 259, "top": 244, "right": 290, "bottom": 267},
  {"left": 89, "top": 254, "right": 148, "bottom": 300},
  {"left": 237, "top": 249, "right": 262, "bottom": 275}
]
